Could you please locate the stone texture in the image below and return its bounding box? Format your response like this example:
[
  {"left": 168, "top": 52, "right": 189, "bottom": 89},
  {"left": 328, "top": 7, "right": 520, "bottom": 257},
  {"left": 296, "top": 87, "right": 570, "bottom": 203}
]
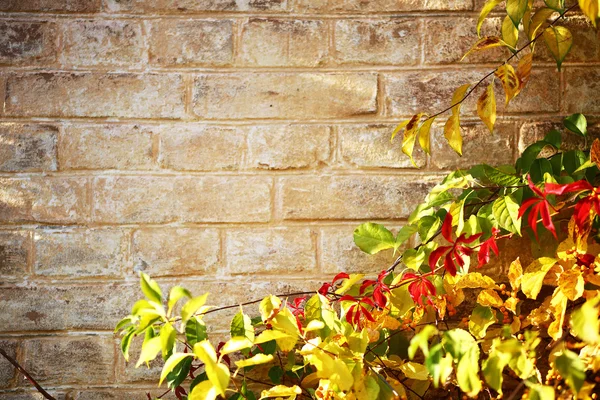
[
  {"left": 0, "top": 21, "right": 57, "bottom": 66},
  {"left": 61, "top": 20, "right": 144, "bottom": 68},
  {"left": 280, "top": 175, "right": 435, "bottom": 220},
  {"left": 93, "top": 176, "right": 272, "bottom": 223},
  {"left": 22, "top": 336, "right": 114, "bottom": 385},
  {"left": 0, "top": 284, "right": 137, "bottom": 331},
  {"left": 115, "top": 335, "right": 163, "bottom": 383},
  {"left": 74, "top": 391, "right": 176, "bottom": 400},
  {"left": 0, "top": 177, "right": 89, "bottom": 224},
  {"left": 0, "top": 124, "right": 57, "bottom": 172},
  {"left": 292, "top": 0, "right": 472, "bottom": 12},
  {"left": 0, "top": 392, "right": 66, "bottom": 400},
  {"left": 429, "top": 121, "right": 517, "bottom": 170},
  {"left": 246, "top": 125, "right": 330, "bottom": 169},
  {"left": 338, "top": 124, "right": 425, "bottom": 168},
  {"left": 192, "top": 73, "right": 378, "bottom": 119},
  {"left": 225, "top": 227, "right": 316, "bottom": 275},
  {"left": 34, "top": 228, "right": 127, "bottom": 277},
  {"left": 5, "top": 73, "right": 186, "bottom": 119},
  {"left": 60, "top": 124, "right": 154, "bottom": 170},
  {"left": 0, "top": 339, "right": 16, "bottom": 388},
  {"left": 565, "top": 67, "right": 600, "bottom": 114},
  {"left": 132, "top": 228, "right": 220, "bottom": 276},
  {"left": 149, "top": 19, "right": 233, "bottom": 67},
  {"left": 0, "top": 0, "right": 100, "bottom": 12},
  {"left": 239, "top": 18, "right": 328, "bottom": 67},
  {"left": 103, "top": 0, "right": 288, "bottom": 12},
  {"left": 0, "top": 231, "right": 29, "bottom": 276},
  {"left": 334, "top": 19, "right": 420, "bottom": 65}
]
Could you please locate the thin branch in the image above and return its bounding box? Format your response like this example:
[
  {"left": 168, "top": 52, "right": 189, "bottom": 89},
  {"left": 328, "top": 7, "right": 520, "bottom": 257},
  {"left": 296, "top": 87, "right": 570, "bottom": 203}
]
[
  {"left": 202, "top": 291, "right": 315, "bottom": 316},
  {"left": 0, "top": 347, "right": 56, "bottom": 400}
]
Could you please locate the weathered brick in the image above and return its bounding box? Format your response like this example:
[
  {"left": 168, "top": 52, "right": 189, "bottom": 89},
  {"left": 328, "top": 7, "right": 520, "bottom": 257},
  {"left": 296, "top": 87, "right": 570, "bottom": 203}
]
[
  {"left": 429, "top": 121, "right": 517, "bottom": 170},
  {"left": 0, "top": 339, "right": 17, "bottom": 388},
  {"left": 0, "top": 284, "right": 137, "bottom": 331},
  {"left": 225, "top": 227, "right": 316, "bottom": 275},
  {"left": 565, "top": 67, "right": 600, "bottom": 114},
  {"left": 149, "top": 19, "right": 233, "bottom": 67},
  {"left": 0, "top": 392, "right": 66, "bottom": 400},
  {"left": 0, "top": 177, "right": 89, "bottom": 224},
  {"left": 0, "top": 0, "right": 100, "bottom": 12},
  {"left": 0, "top": 124, "right": 57, "bottom": 172},
  {"left": 334, "top": 19, "right": 420, "bottom": 65},
  {"left": 247, "top": 125, "right": 330, "bottom": 169},
  {"left": 60, "top": 124, "right": 154, "bottom": 170},
  {"left": 239, "top": 19, "right": 328, "bottom": 67},
  {"left": 5, "top": 73, "right": 186, "bottom": 119},
  {"left": 158, "top": 125, "right": 244, "bottom": 171},
  {"left": 103, "top": 0, "right": 287, "bottom": 12},
  {"left": 320, "top": 226, "right": 399, "bottom": 275},
  {"left": 93, "top": 176, "right": 272, "bottom": 223},
  {"left": 61, "top": 20, "right": 144, "bottom": 68},
  {"left": 0, "top": 231, "right": 29, "bottom": 276},
  {"left": 280, "top": 175, "right": 435, "bottom": 220},
  {"left": 34, "top": 228, "right": 127, "bottom": 277},
  {"left": 0, "top": 21, "right": 57, "bottom": 66},
  {"left": 192, "top": 73, "right": 378, "bottom": 119},
  {"left": 22, "top": 336, "right": 114, "bottom": 385},
  {"left": 75, "top": 391, "right": 176, "bottom": 400},
  {"left": 338, "top": 124, "right": 425, "bottom": 168},
  {"left": 292, "top": 0, "right": 471, "bottom": 12},
  {"left": 115, "top": 334, "right": 163, "bottom": 383},
  {"left": 500, "top": 68, "right": 560, "bottom": 114},
  {"left": 132, "top": 228, "right": 220, "bottom": 276}
]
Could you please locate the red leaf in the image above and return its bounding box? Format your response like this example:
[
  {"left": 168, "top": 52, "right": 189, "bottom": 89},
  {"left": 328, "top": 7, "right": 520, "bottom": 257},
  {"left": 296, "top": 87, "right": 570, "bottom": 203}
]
[
  {"left": 318, "top": 282, "right": 332, "bottom": 296},
  {"left": 406, "top": 274, "right": 436, "bottom": 305},
  {"left": 518, "top": 197, "right": 538, "bottom": 219},
  {"left": 360, "top": 306, "right": 375, "bottom": 322},
  {"left": 429, "top": 246, "right": 451, "bottom": 270},
  {"left": 477, "top": 242, "right": 491, "bottom": 268},
  {"left": 346, "top": 305, "right": 355, "bottom": 324},
  {"left": 545, "top": 180, "right": 593, "bottom": 195},
  {"left": 441, "top": 212, "right": 453, "bottom": 242},
  {"left": 373, "top": 287, "right": 387, "bottom": 308},
  {"left": 540, "top": 201, "right": 557, "bottom": 238},
  {"left": 444, "top": 252, "right": 457, "bottom": 276},
  {"left": 332, "top": 272, "right": 350, "bottom": 284},
  {"left": 527, "top": 174, "right": 544, "bottom": 197},
  {"left": 360, "top": 280, "right": 376, "bottom": 295}
]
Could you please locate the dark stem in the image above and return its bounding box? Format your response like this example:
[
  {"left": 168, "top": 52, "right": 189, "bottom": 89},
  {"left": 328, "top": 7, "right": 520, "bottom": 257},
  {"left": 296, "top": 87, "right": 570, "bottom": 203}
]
[
  {"left": 203, "top": 291, "right": 315, "bottom": 316},
  {"left": 0, "top": 347, "right": 56, "bottom": 400}
]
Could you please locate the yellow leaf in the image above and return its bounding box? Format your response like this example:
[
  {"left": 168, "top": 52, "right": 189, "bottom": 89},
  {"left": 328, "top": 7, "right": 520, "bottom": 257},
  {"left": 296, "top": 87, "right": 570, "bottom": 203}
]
[
  {"left": 495, "top": 64, "right": 520, "bottom": 105},
  {"left": 254, "top": 329, "right": 292, "bottom": 344},
  {"left": 510, "top": 316, "right": 521, "bottom": 334},
  {"left": 528, "top": 7, "right": 556, "bottom": 40},
  {"left": 462, "top": 36, "right": 508, "bottom": 61},
  {"left": 135, "top": 336, "right": 162, "bottom": 368},
  {"left": 478, "top": 0, "right": 504, "bottom": 36},
  {"left": 543, "top": 26, "right": 573, "bottom": 70},
  {"left": 235, "top": 353, "right": 274, "bottom": 369},
  {"left": 579, "top": 0, "right": 600, "bottom": 27},
  {"left": 477, "top": 83, "right": 496, "bottom": 134},
  {"left": 189, "top": 380, "right": 220, "bottom": 400},
  {"left": 450, "top": 83, "right": 471, "bottom": 115},
  {"left": 193, "top": 341, "right": 230, "bottom": 397},
  {"left": 271, "top": 308, "right": 300, "bottom": 351},
  {"left": 454, "top": 273, "right": 497, "bottom": 290},
  {"left": 548, "top": 288, "right": 568, "bottom": 340},
  {"left": 220, "top": 336, "right": 253, "bottom": 355},
  {"left": 508, "top": 258, "right": 523, "bottom": 291},
  {"left": 477, "top": 289, "right": 504, "bottom": 308},
  {"left": 507, "top": 0, "right": 529, "bottom": 28},
  {"left": 402, "top": 113, "right": 424, "bottom": 167},
  {"left": 391, "top": 119, "right": 410, "bottom": 142},
  {"left": 504, "top": 297, "right": 518, "bottom": 314},
  {"left": 444, "top": 114, "right": 462, "bottom": 156},
  {"left": 159, "top": 353, "right": 193, "bottom": 386},
  {"left": 521, "top": 257, "right": 557, "bottom": 299},
  {"left": 418, "top": 117, "right": 435, "bottom": 155},
  {"left": 502, "top": 16, "right": 519, "bottom": 48},
  {"left": 558, "top": 268, "right": 585, "bottom": 301},
  {"left": 516, "top": 53, "right": 533, "bottom": 95},
  {"left": 260, "top": 295, "right": 281, "bottom": 323},
  {"left": 399, "top": 362, "right": 429, "bottom": 380}
]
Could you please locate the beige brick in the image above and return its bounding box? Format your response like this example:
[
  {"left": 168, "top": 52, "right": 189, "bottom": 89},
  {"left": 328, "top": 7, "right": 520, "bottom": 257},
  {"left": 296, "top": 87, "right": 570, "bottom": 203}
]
[
  {"left": 192, "top": 73, "right": 378, "bottom": 119},
  {"left": 0, "top": 231, "right": 29, "bottom": 277},
  {"left": 149, "top": 19, "right": 233, "bottom": 67},
  {"left": 281, "top": 175, "right": 435, "bottom": 220},
  {"left": 338, "top": 124, "right": 425, "bottom": 168},
  {"left": 34, "top": 228, "right": 127, "bottom": 278},
  {"left": 292, "top": 0, "right": 471, "bottom": 12},
  {"left": 115, "top": 334, "right": 163, "bottom": 383},
  {"left": 75, "top": 391, "right": 176, "bottom": 400},
  {"left": 320, "top": 226, "right": 399, "bottom": 275},
  {"left": 247, "top": 125, "right": 330, "bottom": 169},
  {"left": 0, "top": 0, "right": 100, "bottom": 12},
  {"left": 0, "top": 284, "right": 137, "bottom": 331},
  {"left": 0, "top": 177, "right": 89, "bottom": 224},
  {"left": 334, "top": 19, "right": 420, "bottom": 65},
  {"left": 5, "top": 73, "right": 186, "bottom": 119},
  {"left": 60, "top": 124, "right": 154, "bottom": 170},
  {"left": 565, "top": 67, "right": 600, "bottom": 114},
  {"left": 239, "top": 19, "right": 328, "bottom": 67},
  {"left": 132, "top": 228, "right": 220, "bottom": 276},
  {"left": 103, "top": 0, "right": 288, "bottom": 12},
  {"left": 0, "top": 21, "right": 57, "bottom": 66},
  {"left": 0, "top": 124, "right": 57, "bottom": 172},
  {"left": 225, "top": 227, "right": 316, "bottom": 275},
  {"left": 158, "top": 125, "right": 245, "bottom": 171},
  {"left": 500, "top": 68, "right": 560, "bottom": 114},
  {"left": 22, "top": 336, "right": 114, "bottom": 385},
  {"left": 0, "top": 339, "right": 16, "bottom": 388},
  {"left": 61, "top": 20, "right": 144, "bottom": 68},
  {"left": 430, "top": 121, "right": 517, "bottom": 170},
  {"left": 0, "top": 392, "right": 66, "bottom": 400},
  {"left": 93, "top": 176, "right": 272, "bottom": 223}
]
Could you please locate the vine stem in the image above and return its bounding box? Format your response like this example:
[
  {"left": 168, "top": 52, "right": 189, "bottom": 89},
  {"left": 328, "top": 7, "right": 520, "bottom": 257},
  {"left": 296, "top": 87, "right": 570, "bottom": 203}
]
[{"left": 0, "top": 347, "right": 56, "bottom": 400}]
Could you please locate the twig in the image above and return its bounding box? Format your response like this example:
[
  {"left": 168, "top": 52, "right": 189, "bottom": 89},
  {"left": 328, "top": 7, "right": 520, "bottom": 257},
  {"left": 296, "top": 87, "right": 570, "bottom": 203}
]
[
  {"left": 0, "top": 347, "right": 56, "bottom": 400},
  {"left": 202, "top": 291, "right": 315, "bottom": 316}
]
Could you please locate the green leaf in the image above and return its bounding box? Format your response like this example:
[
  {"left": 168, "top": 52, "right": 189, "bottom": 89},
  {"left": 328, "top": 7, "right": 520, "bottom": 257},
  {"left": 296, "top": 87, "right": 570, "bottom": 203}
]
[
  {"left": 456, "top": 345, "right": 482, "bottom": 397},
  {"left": 167, "top": 356, "right": 192, "bottom": 390},
  {"left": 570, "top": 297, "right": 600, "bottom": 344},
  {"left": 159, "top": 353, "right": 193, "bottom": 386},
  {"left": 231, "top": 308, "right": 255, "bottom": 342},
  {"left": 395, "top": 224, "right": 418, "bottom": 249},
  {"left": 425, "top": 343, "right": 453, "bottom": 388},
  {"left": 527, "top": 383, "right": 555, "bottom": 400},
  {"left": 181, "top": 293, "right": 209, "bottom": 326},
  {"left": 353, "top": 222, "right": 396, "bottom": 254},
  {"left": 167, "top": 286, "right": 191, "bottom": 317},
  {"left": 492, "top": 195, "right": 522, "bottom": 235},
  {"left": 543, "top": 26, "right": 573, "bottom": 70},
  {"left": 418, "top": 216, "right": 442, "bottom": 242},
  {"left": 268, "top": 366, "right": 284, "bottom": 384},
  {"left": 545, "top": 0, "right": 564, "bottom": 11},
  {"left": 564, "top": 113, "right": 588, "bottom": 137},
  {"left": 186, "top": 317, "right": 208, "bottom": 346},
  {"left": 469, "top": 306, "right": 497, "bottom": 339},
  {"left": 529, "top": 158, "right": 553, "bottom": 183},
  {"left": 160, "top": 322, "right": 176, "bottom": 359},
  {"left": 408, "top": 325, "right": 438, "bottom": 359},
  {"left": 140, "top": 272, "right": 162, "bottom": 304},
  {"left": 555, "top": 349, "right": 586, "bottom": 394},
  {"left": 399, "top": 362, "right": 429, "bottom": 381},
  {"left": 482, "top": 352, "right": 510, "bottom": 394},
  {"left": 544, "top": 129, "right": 562, "bottom": 149},
  {"left": 478, "top": 0, "right": 504, "bottom": 36},
  {"left": 120, "top": 328, "right": 135, "bottom": 362},
  {"left": 443, "top": 329, "right": 477, "bottom": 359},
  {"left": 507, "top": 0, "right": 529, "bottom": 27},
  {"left": 136, "top": 335, "right": 162, "bottom": 368}
]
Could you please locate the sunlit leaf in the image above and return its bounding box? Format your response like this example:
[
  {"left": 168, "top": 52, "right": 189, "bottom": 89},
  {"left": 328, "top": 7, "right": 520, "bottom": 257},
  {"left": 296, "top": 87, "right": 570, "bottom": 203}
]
[
  {"left": 483, "top": 351, "right": 511, "bottom": 394},
  {"left": 159, "top": 353, "right": 193, "bottom": 386},
  {"left": 555, "top": 349, "right": 586, "bottom": 394},
  {"left": 545, "top": 0, "right": 564, "bottom": 11},
  {"left": 478, "top": 0, "right": 504, "bottom": 36},
  {"left": 408, "top": 325, "right": 438, "bottom": 359},
  {"left": 558, "top": 268, "right": 584, "bottom": 301},
  {"left": 140, "top": 272, "right": 162, "bottom": 304},
  {"left": 529, "top": 7, "right": 556, "bottom": 40},
  {"left": 516, "top": 53, "right": 533, "bottom": 94},
  {"left": 399, "top": 362, "right": 429, "bottom": 380},
  {"left": 391, "top": 119, "right": 410, "bottom": 142},
  {"left": 254, "top": 330, "right": 292, "bottom": 345},
  {"left": 469, "top": 305, "right": 497, "bottom": 339},
  {"left": 543, "top": 26, "right": 573, "bottom": 70},
  {"left": 181, "top": 293, "right": 209, "bottom": 327},
  {"left": 521, "top": 257, "right": 557, "bottom": 299},
  {"left": 526, "top": 383, "right": 555, "bottom": 400},
  {"left": 418, "top": 117, "right": 435, "bottom": 155},
  {"left": 477, "top": 289, "right": 504, "bottom": 308},
  {"left": 186, "top": 317, "right": 208, "bottom": 346},
  {"left": 563, "top": 113, "right": 588, "bottom": 137},
  {"left": 495, "top": 64, "right": 520, "bottom": 105},
  {"left": 353, "top": 222, "right": 396, "bottom": 254},
  {"left": 235, "top": 354, "right": 274, "bottom": 369},
  {"left": 260, "top": 295, "right": 282, "bottom": 323},
  {"left": 508, "top": 258, "right": 523, "bottom": 291},
  {"left": 193, "top": 340, "right": 230, "bottom": 397},
  {"left": 507, "top": 0, "right": 529, "bottom": 27},
  {"left": 231, "top": 308, "right": 255, "bottom": 342},
  {"left": 260, "top": 385, "right": 302, "bottom": 399},
  {"left": 444, "top": 114, "right": 462, "bottom": 156},
  {"left": 462, "top": 36, "right": 508, "bottom": 61},
  {"left": 502, "top": 16, "right": 519, "bottom": 48},
  {"left": 477, "top": 84, "right": 496, "bottom": 134},
  {"left": 167, "top": 286, "right": 191, "bottom": 317},
  {"left": 136, "top": 335, "right": 162, "bottom": 368},
  {"left": 221, "top": 337, "right": 253, "bottom": 355},
  {"left": 579, "top": 0, "right": 600, "bottom": 27},
  {"left": 189, "top": 380, "right": 219, "bottom": 400},
  {"left": 492, "top": 195, "right": 521, "bottom": 234},
  {"left": 402, "top": 113, "right": 424, "bottom": 167},
  {"left": 457, "top": 345, "right": 482, "bottom": 397},
  {"left": 570, "top": 297, "right": 600, "bottom": 344}
]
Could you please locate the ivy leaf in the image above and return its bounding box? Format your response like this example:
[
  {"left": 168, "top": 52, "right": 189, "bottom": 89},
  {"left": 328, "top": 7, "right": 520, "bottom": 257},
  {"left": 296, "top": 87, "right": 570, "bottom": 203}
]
[
  {"left": 254, "top": 330, "right": 292, "bottom": 345},
  {"left": 495, "top": 64, "right": 520, "bottom": 105},
  {"left": 578, "top": 0, "right": 600, "bottom": 27},
  {"left": 167, "top": 286, "right": 191, "bottom": 317},
  {"left": 462, "top": 36, "right": 508, "bottom": 61},
  {"left": 502, "top": 16, "right": 519, "bottom": 48},
  {"left": 260, "top": 385, "right": 302, "bottom": 399},
  {"left": 482, "top": 352, "right": 510, "bottom": 394},
  {"left": 221, "top": 337, "right": 253, "bottom": 355},
  {"left": 189, "top": 379, "right": 220, "bottom": 400},
  {"left": 492, "top": 195, "right": 522, "bottom": 234},
  {"left": 563, "top": 113, "right": 587, "bottom": 137},
  {"left": 478, "top": 0, "right": 504, "bottom": 36},
  {"left": 418, "top": 117, "right": 435, "bottom": 155},
  {"left": 402, "top": 113, "right": 424, "bottom": 167},
  {"left": 395, "top": 224, "right": 418, "bottom": 249},
  {"left": 469, "top": 305, "right": 497, "bottom": 339},
  {"left": 443, "top": 329, "right": 477, "bottom": 359},
  {"left": 570, "top": 297, "right": 600, "bottom": 344},
  {"left": 193, "top": 340, "right": 230, "bottom": 398},
  {"left": 555, "top": 349, "right": 586, "bottom": 394},
  {"left": 477, "top": 83, "right": 496, "bottom": 134},
  {"left": 543, "top": 26, "right": 573, "bottom": 71},
  {"left": 181, "top": 293, "right": 210, "bottom": 327},
  {"left": 353, "top": 222, "right": 396, "bottom": 254},
  {"left": 160, "top": 322, "right": 176, "bottom": 359},
  {"left": 136, "top": 335, "right": 162, "bottom": 368},
  {"left": 259, "top": 295, "right": 282, "bottom": 323},
  {"left": 408, "top": 325, "right": 438, "bottom": 359},
  {"left": 507, "top": 0, "right": 529, "bottom": 27}
]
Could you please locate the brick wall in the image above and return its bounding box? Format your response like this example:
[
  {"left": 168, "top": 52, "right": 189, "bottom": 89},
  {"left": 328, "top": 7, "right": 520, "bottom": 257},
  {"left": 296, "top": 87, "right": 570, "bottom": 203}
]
[{"left": 0, "top": 0, "right": 598, "bottom": 398}]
